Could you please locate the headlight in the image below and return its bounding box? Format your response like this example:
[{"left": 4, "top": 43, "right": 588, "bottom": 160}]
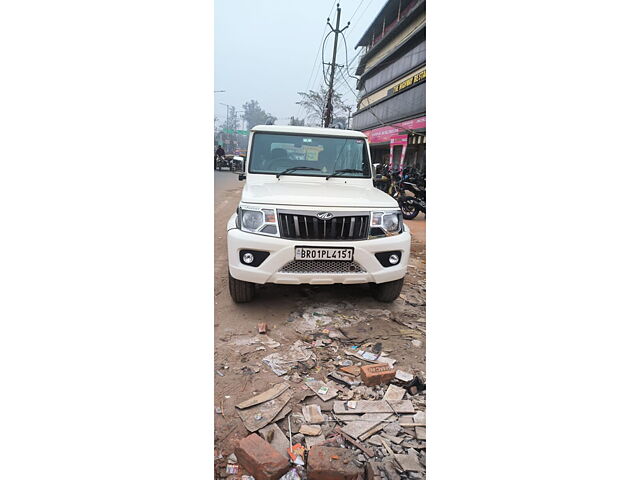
[
  {"left": 241, "top": 210, "right": 264, "bottom": 231},
  {"left": 382, "top": 213, "right": 401, "bottom": 232},
  {"left": 238, "top": 206, "right": 279, "bottom": 236},
  {"left": 370, "top": 210, "right": 403, "bottom": 236}
]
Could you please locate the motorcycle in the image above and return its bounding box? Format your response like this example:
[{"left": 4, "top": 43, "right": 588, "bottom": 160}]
[
  {"left": 374, "top": 164, "right": 403, "bottom": 200},
  {"left": 397, "top": 169, "right": 426, "bottom": 220}
]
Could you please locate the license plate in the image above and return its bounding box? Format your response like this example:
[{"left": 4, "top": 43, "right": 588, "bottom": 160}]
[{"left": 295, "top": 246, "right": 353, "bottom": 261}]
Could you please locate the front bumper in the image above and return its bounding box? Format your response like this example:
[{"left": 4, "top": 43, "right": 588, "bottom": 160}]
[{"left": 227, "top": 215, "right": 411, "bottom": 285}]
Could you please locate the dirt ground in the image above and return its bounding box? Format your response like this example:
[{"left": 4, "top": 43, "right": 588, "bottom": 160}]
[{"left": 213, "top": 170, "right": 426, "bottom": 477}]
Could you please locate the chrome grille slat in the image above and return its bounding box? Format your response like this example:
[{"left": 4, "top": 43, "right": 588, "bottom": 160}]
[
  {"left": 278, "top": 212, "right": 368, "bottom": 241},
  {"left": 293, "top": 216, "right": 300, "bottom": 237}
]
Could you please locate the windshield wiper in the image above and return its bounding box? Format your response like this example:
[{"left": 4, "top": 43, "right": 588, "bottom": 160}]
[
  {"left": 325, "top": 169, "right": 364, "bottom": 180},
  {"left": 276, "top": 166, "right": 321, "bottom": 179}
]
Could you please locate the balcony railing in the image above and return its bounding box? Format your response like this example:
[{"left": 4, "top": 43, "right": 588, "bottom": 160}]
[{"left": 365, "top": 0, "right": 418, "bottom": 52}]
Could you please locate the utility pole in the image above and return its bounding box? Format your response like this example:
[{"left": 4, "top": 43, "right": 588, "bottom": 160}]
[
  {"left": 220, "top": 102, "right": 230, "bottom": 150},
  {"left": 324, "top": 4, "right": 349, "bottom": 128}
]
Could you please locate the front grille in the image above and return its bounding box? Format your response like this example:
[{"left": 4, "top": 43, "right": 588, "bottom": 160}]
[
  {"left": 279, "top": 260, "right": 366, "bottom": 274},
  {"left": 278, "top": 212, "right": 369, "bottom": 240}
]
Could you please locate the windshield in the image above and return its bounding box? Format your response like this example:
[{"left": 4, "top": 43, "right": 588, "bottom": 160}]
[{"left": 248, "top": 133, "right": 371, "bottom": 178}]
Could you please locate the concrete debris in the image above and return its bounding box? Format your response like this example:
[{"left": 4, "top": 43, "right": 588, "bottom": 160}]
[
  {"left": 394, "top": 449, "right": 422, "bottom": 472},
  {"left": 304, "top": 433, "right": 326, "bottom": 449},
  {"left": 235, "top": 391, "right": 292, "bottom": 432},
  {"left": 236, "top": 383, "right": 289, "bottom": 409},
  {"left": 301, "top": 404, "right": 324, "bottom": 424},
  {"left": 216, "top": 274, "right": 425, "bottom": 478},
  {"left": 382, "top": 384, "right": 406, "bottom": 402},
  {"left": 257, "top": 423, "right": 290, "bottom": 461},
  {"left": 299, "top": 424, "right": 322, "bottom": 436},
  {"left": 304, "top": 378, "right": 338, "bottom": 401},
  {"left": 333, "top": 400, "right": 415, "bottom": 415}
]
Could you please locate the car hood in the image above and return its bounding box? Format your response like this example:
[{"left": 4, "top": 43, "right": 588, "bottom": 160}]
[{"left": 241, "top": 180, "right": 397, "bottom": 208}]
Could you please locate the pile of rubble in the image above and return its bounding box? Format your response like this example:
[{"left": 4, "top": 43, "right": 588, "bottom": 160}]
[{"left": 215, "top": 306, "right": 426, "bottom": 480}]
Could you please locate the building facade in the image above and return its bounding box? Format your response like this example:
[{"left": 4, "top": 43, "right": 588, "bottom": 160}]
[{"left": 351, "top": 0, "right": 426, "bottom": 173}]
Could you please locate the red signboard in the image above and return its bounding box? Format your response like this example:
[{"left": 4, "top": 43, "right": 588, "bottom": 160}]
[{"left": 363, "top": 116, "right": 426, "bottom": 144}]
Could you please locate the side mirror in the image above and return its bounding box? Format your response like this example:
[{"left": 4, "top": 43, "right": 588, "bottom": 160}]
[{"left": 238, "top": 173, "right": 246, "bottom": 181}]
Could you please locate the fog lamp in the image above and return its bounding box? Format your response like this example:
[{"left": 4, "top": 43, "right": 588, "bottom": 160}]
[
  {"left": 388, "top": 254, "right": 400, "bottom": 265},
  {"left": 242, "top": 252, "right": 254, "bottom": 264}
]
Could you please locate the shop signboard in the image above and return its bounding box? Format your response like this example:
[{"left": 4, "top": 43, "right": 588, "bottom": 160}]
[{"left": 363, "top": 116, "right": 426, "bottom": 144}]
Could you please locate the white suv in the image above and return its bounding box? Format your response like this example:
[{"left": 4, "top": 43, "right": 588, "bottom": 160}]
[{"left": 226, "top": 125, "right": 411, "bottom": 303}]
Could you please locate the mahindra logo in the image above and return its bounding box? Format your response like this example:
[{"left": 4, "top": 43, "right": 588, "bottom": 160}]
[{"left": 317, "top": 212, "right": 334, "bottom": 220}]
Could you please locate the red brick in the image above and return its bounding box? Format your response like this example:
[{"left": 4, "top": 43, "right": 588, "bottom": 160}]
[
  {"left": 359, "top": 363, "right": 396, "bottom": 386},
  {"left": 307, "top": 446, "right": 363, "bottom": 480},
  {"left": 234, "top": 433, "right": 290, "bottom": 480}
]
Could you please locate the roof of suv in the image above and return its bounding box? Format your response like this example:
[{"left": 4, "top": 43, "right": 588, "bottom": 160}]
[{"left": 251, "top": 125, "right": 367, "bottom": 138}]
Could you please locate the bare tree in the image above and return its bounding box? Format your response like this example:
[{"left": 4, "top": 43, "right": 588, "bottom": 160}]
[{"left": 296, "top": 86, "right": 350, "bottom": 127}]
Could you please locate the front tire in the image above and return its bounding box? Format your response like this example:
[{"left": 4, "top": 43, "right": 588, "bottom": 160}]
[
  {"left": 400, "top": 197, "right": 420, "bottom": 220},
  {"left": 228, "top": 270, "right": 255, "bottom": 303},
  {"left": 371, "top": 277, "right": 404, "bottom": 302}
]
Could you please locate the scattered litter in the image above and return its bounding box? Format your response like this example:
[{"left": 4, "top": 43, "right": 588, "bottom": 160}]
[
  {"left": 227, "top": 453, "right": 237, "bottom": 463},
  {"left": 216, "top": 370, "right": 225, "bottom": 377},
  {"left": 262, "top": 340, "right": 315, "bottom": 376},
  {"left": 318, "top": 386, "right": 329, "bottom": 395},
  {"left": 411, "top": 339, "right": 422, "bottom": 348},
  {"left": 257, "top": 322, "right": 267, "bottom": 334},
  {"left": 347, "top": 401, "right": 357, "bottom": 409},
  {"left": 279, "top": 469, "right": 301, "bottom": 480},
  {"left": 287, "top": 443, "right": 305, "bottom": 465},
  {"left": 395, "top": 370, "right": 414, "bottom": 382},
  {"left": 225, "top": 464, "right": 238, "bottom": 474},
  {"left": 230, "top": 334, "right": 280, "bottom": 349}
]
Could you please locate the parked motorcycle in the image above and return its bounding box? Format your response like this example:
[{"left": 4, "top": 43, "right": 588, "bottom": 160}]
[
  {"left": 374, "top": 164, "right": 403, "bottom": 200},
  {"left": 397, "top": 168, "right": 426, "bottom": 220},
  {"left": 398, "top": 183, "right": 425, "bottom": 219}
]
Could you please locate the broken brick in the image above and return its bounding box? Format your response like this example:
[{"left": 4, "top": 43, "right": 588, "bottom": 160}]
[
  {"left": 307, "top": 446, "right": 363, "bottom": 480},
  {"left": 359, "top": 363, "right": 396, "bottom": 387},
  {"left": 340, "top": 365, "right": 361, "bottom": 377},
  {"left": 234, "top": 433, "right": 290, "bottom": 480}
]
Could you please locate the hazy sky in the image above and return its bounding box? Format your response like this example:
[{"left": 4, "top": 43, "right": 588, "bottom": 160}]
[{"left": 214, "top": 0, "right": 388, "bottom": 125}]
